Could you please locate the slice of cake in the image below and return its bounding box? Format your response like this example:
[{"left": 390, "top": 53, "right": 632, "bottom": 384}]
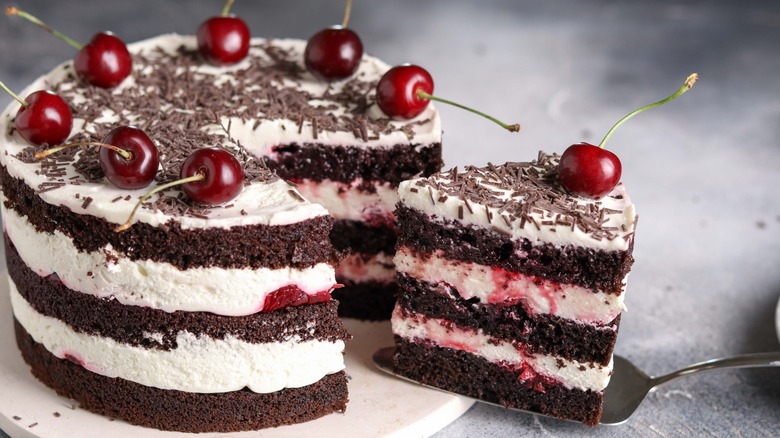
[
  {"left": 257, "top": 60, "right": 443, "bottom": 321},
  {"left": 0, "top": 32, "right": 441, "bottom": 432},
  {"left": 390, "top": 152, "right": 637, "bottom": 425}
]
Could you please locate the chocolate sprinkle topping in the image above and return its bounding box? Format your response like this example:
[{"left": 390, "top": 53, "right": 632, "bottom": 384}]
[
  {"left": 17, "top": 38, "right": 420, "bottom": 220},
  {"left": 412, "top": 152, "right": 634, "bottom": 241}
]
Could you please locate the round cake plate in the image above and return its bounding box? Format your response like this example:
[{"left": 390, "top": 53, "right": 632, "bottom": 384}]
[
  {"left": 0, "top": 274, "right": 474, "bottom": 438},
  {"left": 775, "top": 295, "right": 780, "bottom": 343}
]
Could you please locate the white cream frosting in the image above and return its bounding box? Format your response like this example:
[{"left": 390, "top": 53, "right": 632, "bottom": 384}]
[
  {"left": 10, "top": 282, "right": 346, "bottom": 394},
  {"left": 294, "top": 178, "right": 399, "bottom": 223},
  {"left": 0, "top": 34, "right": 441, "bottom": 230},
  {"left": 3, "top": 202, "right": 336, "bottom": 315},
  {"left": 398, "top": 176, "right": 636, "bottom": 252},
  {"left": 395, "top": 247, "right": 625, "bottom": 325},
  {"left": 336, "top": 251, "right": 396, "bottom": 284},
  {"left": 392, "top": 306, "right": 612, "bottom": 392}
]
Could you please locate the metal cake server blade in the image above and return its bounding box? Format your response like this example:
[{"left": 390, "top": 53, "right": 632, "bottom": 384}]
[{"left": 373, "top": 346, "right": 780, "bottom": 426}]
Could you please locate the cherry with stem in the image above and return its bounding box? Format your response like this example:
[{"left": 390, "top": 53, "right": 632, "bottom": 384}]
[
  {"left": 1, "top": 79, "right": 72, "bottom": 146},
  {"left": 6, "top": 7, "right": 132, "bottom": 88},
  {"left": 115, "top": 147, "right": 244, "bottom": 232},
  {"left": 197, "top": 0, "right": 250, "bottom": 66},
  {"left": 375, "top": 64, "right": 520, "bottom": 132},
  {"left": 558, "top": 73, "right": 698, "bottom": 199},
  {"left": 34, "top": 126, "right": 160, "bottom": 190},
  {"left": 304, "top": 0, "right": 363, "bottom": 81}
]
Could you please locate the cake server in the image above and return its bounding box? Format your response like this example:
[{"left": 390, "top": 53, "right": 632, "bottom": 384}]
[{"left": 372, "top": 347, "right": 780, "bottom": 425}]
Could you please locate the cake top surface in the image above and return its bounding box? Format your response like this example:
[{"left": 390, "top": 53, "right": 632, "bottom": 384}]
[
  {"left": 0, "top": 34, "right": 441, "bottom": 229},
  {"left": 399, "top": 151, "right": 637, "bottom": 251}
]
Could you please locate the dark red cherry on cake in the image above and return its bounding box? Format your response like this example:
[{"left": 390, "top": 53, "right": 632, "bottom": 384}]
[
  {"left": 13, "top": 90, "right": 73, "bottom": 146},
  {"left": 558, "top": 143, "right": 622, "bottom": 199},
  {"left": 197, "top": 0, "right": 250, "bottom": 66},
  {"left": 99, "top": 126, "right": 159, "bottom": 190},
  {"left": 74, "top": 32, "right": 133, "bottom": 88},
  {"left": 376, "top": 64, "right": 433, "bottom": 120},
  {"left": 6, "top": 7, "right": 132, "bottom": 88},
  {"left": 305, "top": 26, "right": 363, "bottom": 81},
  {"left": 556, "top": 73, "right": 698, "bottom": 199},
  {"left": 375, "top": 64, "right": 521, "bottom": 131},
  {"left": 180, "top": 147, "right": 244, "bottom": 205}
]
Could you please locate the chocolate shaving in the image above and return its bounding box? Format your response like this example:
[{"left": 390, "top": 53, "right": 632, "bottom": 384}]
[
  {"left": 24, "top": 39, "right": 414, "bottom": 220},
  {"left": 408, "top": 154, "right": 634, "bottom": 242},
  {"left": 288, "top": 189, "right": 305, "bottom": 202}
]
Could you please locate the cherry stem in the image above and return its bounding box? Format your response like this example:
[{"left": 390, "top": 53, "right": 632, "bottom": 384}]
[
  {"left": 114, "top": 173, "right": 205, "bottom": 233},
  {"left": 221, "top": 0, "right": 235, "bottom": 16},
  {"left": 0, "top": 79, "right": 29, "bottom": 108},
  {"left": 342, "top": 0, "right": 353, "bottom": 28},
  {"left": 416, "top": 90, "right": 521, "bottom": 133},
  {"left": 34, "top": 142, "right": 132, "bottom": 161},
  {"left": 5, "top": 7, "right": 83, "bottom": 50},
  {"left": 598, "top": 73, "right": 698, "bottom": 149}
]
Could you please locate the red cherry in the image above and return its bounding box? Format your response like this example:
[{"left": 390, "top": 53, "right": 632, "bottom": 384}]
[
  {"left": 179, "top": 147, "right": 244, "bottom": 205},
  {"left": 558, "top": 143, "right": 622, "bottom": 199},
  {"left": 376, "top": 64, "right": 433, "bottom": 120},
  {"left": 304, "top": 26, "right": 363, "bottom": 81},
  {"left": 74, "top": 32, "right": 132, "bottom": 88},
  {"left": 14, "top": 90, "right": 73, "bottom": 146},
  {"left": 99, "top": 126, "right": 159, "bottom": 189},
  {"left": 262, "top": 286, "right": 331, "bottom": 312},
  {"left": 197, "top": 15, "right": 250, "bottom": 66},
  {"left": 556, "top": 74, "right": 699, "bottom": 199}
]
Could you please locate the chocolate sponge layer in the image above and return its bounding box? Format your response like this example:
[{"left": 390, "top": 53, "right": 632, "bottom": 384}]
[
  {"left": 15, "top": 320, "right": 348, "bottom": 433},
  {"left": 0, "top": 165, "right": 339, "bottom": 270},
  {"left": 5, "top": 234, "right": 349, "bottom": 349},
  {"left": 395, "top": 205, "right": 634, "bottom": 294},
  {"left": 393, "top": 336, "right": 602, "bottom": 426},
  {"left": 266, "top": 143, "right": 443, "bottom": 187},
  {"left": 395, "top": 274, "right": 618, "bottom": 366}
]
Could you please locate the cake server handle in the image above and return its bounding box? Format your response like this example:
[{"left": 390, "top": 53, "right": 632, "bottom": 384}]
[{"left": 649, "top": 351, "right": 780, "bottom": 387}]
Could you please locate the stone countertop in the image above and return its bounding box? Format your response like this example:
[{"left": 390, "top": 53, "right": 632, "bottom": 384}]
[{"left": 1, "top": 0, "right": 779, "bottom": 436}]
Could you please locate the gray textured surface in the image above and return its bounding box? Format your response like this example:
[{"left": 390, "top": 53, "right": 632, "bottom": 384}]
[{"left": 1, "top": 0, "right": 779, "bottom": 436}]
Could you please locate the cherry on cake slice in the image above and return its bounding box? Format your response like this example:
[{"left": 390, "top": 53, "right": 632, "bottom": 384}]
[{"left": 390, "top": 152, "right": 637, "bottom": 425}]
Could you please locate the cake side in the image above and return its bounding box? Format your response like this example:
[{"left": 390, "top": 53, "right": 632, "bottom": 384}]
[{"left": 15, "top": 321, "right": 348, "bottom": 433}]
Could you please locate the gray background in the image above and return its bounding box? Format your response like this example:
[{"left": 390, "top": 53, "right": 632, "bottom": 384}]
[{"left": 1, "top": 0, "right": 779, "bottom": 436}]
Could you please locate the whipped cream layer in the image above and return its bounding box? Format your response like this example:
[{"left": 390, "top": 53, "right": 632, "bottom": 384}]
[
  {"left": 0, "top": 34, "right": 440, "bottom": 230},
  {"left": 398, "top": 159, "right": 636, "bottom": 252},
  {"left": 392, "top": 306, "right": 612, "bottom": 392},
  {"left": 395, "top": 247, "right": 625, "bottom": 325},
  {"left": 3, "top": 203, "right": 336, "bottom": 315},
  {"left": 336, "top": 251, "right": 396, "bottom": 284},
  {"left": 11, "top": 282, "right": 345, "bottom": 393},
  {"left": 294, "top": 178, "right": 398, "bottom": 225}
]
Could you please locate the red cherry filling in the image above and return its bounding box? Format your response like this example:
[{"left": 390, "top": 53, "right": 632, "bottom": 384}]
[
  {"left": 197, "top": 15, "right": 250, "bottom": 66},
  {"left": 179, "top": 147, "right": 244, "bottom": 205},
  {"left": 74, "top": 32, "right": 133, "bottom": 88},
  {"left": 262, "top": 286, "right": 331, "bottom": 313},
  {"left": 304, "top": 26, "right": 363, "bottom": 81},
  {"left": 376, "top": 64, "right": 433, "bottom": 120},
  {"left": 558, "top": 143, "right": 622, "bottom": 199},
  {"left": 99, "top": 126, "right": 159, "bottom": 189},
  {"left": 13, "top": 90, "right": 73, "bottom": 146}
]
